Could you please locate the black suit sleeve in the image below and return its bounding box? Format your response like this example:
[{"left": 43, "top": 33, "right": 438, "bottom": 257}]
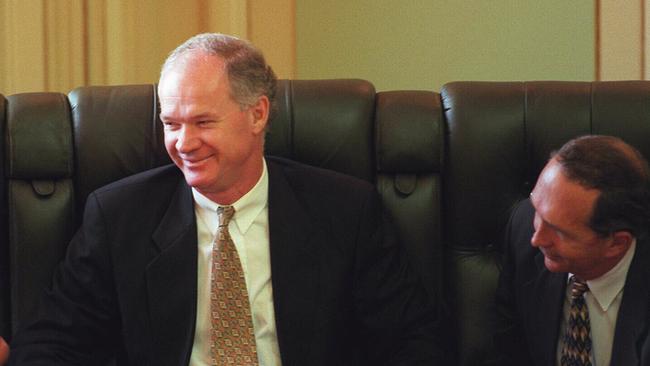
[
  {"left": 353, "top": 189, "right": 444, "bottom": 365},
  {"left": 9, "top": 192, "right": 119, "bottom": 365},
  {"left": 491, "top": 199, "right": 534, "bottom": 366}
]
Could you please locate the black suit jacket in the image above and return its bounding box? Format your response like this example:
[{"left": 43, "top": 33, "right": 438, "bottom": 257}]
[
  {"left": 9, "top": 157, "right": 442, "bottom": 365},
  {"left": 493, "top": 199, "right": 650, "bottom": 366}
]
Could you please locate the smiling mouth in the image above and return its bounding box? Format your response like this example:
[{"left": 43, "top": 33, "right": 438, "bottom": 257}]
[{"left": 182, "top": 156, "right": 211, "bottom": 167}]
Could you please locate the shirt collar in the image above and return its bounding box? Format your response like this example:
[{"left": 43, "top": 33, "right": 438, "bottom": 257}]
[
  {"left": 192, "top": 159, "right": 268, "bottom": 235},
  {"left": 569, "top": 239, "right": 637, "bottom": 312}
]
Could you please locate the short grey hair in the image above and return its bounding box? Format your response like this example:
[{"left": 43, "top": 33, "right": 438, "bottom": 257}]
[{"left": 161, "top": 33, "right": 277, "bottom": 112}]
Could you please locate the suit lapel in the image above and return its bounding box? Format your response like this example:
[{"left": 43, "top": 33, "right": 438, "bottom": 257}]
[
  {"left": 611, "top": 242, "right": 650, "bottom": 366},
  {"left": 267, "top": 160, "right": 320, "bottom": 366},
  {"left": 146, "top": 180, "right": 198, "bottom": 366},
  {"left": 526, "top": 252, "right": 566, "bottom": 366}
]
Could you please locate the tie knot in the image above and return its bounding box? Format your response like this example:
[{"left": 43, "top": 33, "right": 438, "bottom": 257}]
[
  {"left": 570, "top": 276, "right": 589, "bottom": 299},
  {"left": 217, "top": 206, "right": 235, "bottom": 227}
]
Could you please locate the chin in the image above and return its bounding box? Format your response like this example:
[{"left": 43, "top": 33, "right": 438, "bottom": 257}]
[
  {"left": 543, "top": 257, "right": 567, "bottom": 273},
  {"left": 182, "top": 174, "right": 209, "bottom": 190}
]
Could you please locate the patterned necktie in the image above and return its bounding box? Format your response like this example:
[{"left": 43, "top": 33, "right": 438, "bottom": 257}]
[
  {"left": 210, "top": 206, "right": 258, "bottom": 365},
  {"left": 560, "top": 276, "right": 592, "bottom": 366}
]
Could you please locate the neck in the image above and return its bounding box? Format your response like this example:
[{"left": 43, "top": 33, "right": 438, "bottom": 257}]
[
  {"left": 579, "top": 243, "right": 632, "bottom": 281},
  {"left": 203, "top": 154, "right": 264, "bottom": 205}
]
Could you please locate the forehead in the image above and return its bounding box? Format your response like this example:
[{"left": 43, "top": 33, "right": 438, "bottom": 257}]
[
  {"left": 158, "top": 53, "right": 235, "bottom": 116},
  {"left": 531, "top": 159, "right": 600, "bottom": 227},
  {"left": 158, "top": 52, "right": 230, "bottom": 98}
]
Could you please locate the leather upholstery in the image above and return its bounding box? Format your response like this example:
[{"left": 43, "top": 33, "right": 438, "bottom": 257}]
[
  {"left": 375, "top": 90, "right": 444, "bottom": 302},
  {"left": 268, "top": 79, "right": 376, "bottom": 181},
  {"left": 5, "top": 93, "right": 76, "bottom": 337},
  {"left": 3, "top": 80, "right": 650, "bottom": 365},
  {"left": 69, "top": 85, "right": 170, "bottom": 221}
]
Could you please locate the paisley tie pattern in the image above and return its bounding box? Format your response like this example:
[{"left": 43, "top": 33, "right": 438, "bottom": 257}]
[{"left": 210, "top": 206, "right": 258, "bottom": 365}]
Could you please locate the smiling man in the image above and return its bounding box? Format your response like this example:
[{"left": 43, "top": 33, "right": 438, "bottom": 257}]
[
  {"left": 7, "top": 33, "right": 442, "bottom": 365},
  {"left": 494, "top": 135, "right": 650, "bottom": 366}
]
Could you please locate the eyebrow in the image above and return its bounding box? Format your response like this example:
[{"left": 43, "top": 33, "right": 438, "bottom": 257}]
[
  {"left": 543, "top": 218, "right": 566, "bottom": 234},
  {"left": 159, "top": 113, "right": 215, "bottom": 122}
]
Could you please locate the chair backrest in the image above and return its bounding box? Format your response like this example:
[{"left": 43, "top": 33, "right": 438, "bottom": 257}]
[
  {"left": 5, "top": 92, "right": 76, "bottom": 339},
  {"left": 1, "top": 80, "right": 444, "bottom": 352}
]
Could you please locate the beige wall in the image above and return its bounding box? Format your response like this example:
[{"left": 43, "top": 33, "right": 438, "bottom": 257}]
[
  {"left": 0, "top": 0, "right": 295, "bottom": 95},
  {"left": 296, "top": 0, "right": 596, "bottom": 91},
  {"left": 2, "top": 1, "right": 648, "bottom": 95}
]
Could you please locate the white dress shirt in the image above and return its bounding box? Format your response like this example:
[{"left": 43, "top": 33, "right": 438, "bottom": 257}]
[
  {"left": 189, "top": 161, "right": 282, "bottom": 366},
  {"left": 556, "top": 240, "right": 637, "bottom": 366}
]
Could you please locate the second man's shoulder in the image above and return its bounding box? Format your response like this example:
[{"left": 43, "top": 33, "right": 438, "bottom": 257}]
[{"left": 505, "top": 198, "right": 538, "bottom": 259}]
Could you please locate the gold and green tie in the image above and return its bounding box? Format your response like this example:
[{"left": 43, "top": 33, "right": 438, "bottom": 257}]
[
  {"left": 560, "top": 276, "right": 592, "bottom": 366},
  {"left": 210, "top": 206, "right": 258, "bottom": 365}
]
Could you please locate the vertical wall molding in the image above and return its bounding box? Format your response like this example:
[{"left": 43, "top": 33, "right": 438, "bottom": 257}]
[
  {"left": 642, "top": 0, "right": 650, "bottom": 80},
  {"left": 597, "top": 0, "right": 646, "bottom": 80},
  {"left": 595, "top": 0, "right": 601, "bottom": 81},
  {"left": 640, "top": 0, "right": 646, "bottom": 79}
]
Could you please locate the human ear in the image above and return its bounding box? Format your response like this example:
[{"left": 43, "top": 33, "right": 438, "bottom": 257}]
[
  {"left": 608, "top": 230, "right": 634, "bottom": 257},
  {"left": 250, "top": 95, "right": 269, "bottom": 134}
]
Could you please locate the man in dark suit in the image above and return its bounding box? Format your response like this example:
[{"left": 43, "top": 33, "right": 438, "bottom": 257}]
[
  {"left": 494, "top": 135, "right": 650, "bottom": 366},
  {"left": 7, "top": 34, "right": 442, "bottom": 365}
]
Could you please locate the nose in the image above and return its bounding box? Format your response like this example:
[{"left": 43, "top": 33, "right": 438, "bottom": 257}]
[
  {"left": 530, "top": 221, "right": 551, "bottom": 248},
  {"left": 530, "top": 229, "right": 544, "bottom": 248},
  {"left": 176, "top": 125, "right": 200, "bottom": 153}
]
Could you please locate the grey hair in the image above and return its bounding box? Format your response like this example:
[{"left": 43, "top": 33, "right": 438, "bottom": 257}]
[{"left": 161, "top": 33, "right": 277, "bottom": 112}]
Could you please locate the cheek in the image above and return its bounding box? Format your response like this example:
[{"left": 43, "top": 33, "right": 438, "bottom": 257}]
[
  {"left": 555, "top": 241, "right": 584, "bottom": 263},
  {"left": 163, "top": 134, "right": 177, "bottom": 153}
]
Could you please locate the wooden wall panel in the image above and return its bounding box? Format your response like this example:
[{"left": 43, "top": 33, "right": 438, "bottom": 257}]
[{"left": 598, "top": 0, "right": 645, "bottom": 80}]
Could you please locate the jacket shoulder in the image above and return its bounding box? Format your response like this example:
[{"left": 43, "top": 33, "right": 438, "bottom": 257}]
[
  {"left": 503, "top": 198, "right": 540, "bottom": 268},
  {"left": 93, "top": 164, "right": 182, "bottom": 196},
  {"left": 266, "top": 156, "right": 374, "bottom": 196},
  {"left": 89, "top": 164, "right": 185, "bottom": 212}
]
